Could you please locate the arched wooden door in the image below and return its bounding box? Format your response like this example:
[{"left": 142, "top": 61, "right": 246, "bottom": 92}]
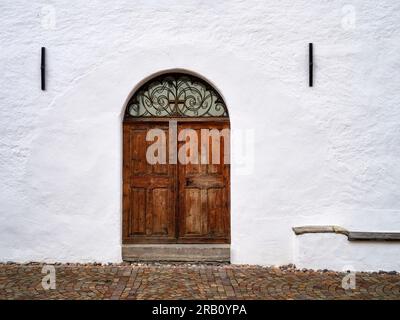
[{"left": 123, "top": 73, "right": 230, "bottom": 244}]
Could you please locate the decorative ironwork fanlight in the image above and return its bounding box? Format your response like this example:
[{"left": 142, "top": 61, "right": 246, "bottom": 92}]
[{"left": 125, "top": 73, "right": 228, "bottom": 117}]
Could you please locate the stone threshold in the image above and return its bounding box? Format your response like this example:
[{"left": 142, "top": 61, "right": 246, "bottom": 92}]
[
  {"left": 122, "top": 244, "right": 230, "bottom": 262},
  {"left": 292, "top": 225, "right": 400, "bottom": 241}
]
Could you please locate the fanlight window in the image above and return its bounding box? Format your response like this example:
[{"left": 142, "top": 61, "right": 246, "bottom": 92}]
[{"left": 125, "top": 73, "right": 228, "bottom": 117}]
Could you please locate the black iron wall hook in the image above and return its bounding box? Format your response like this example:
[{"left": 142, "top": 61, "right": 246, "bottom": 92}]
[
  {"left": 41, "top": 47, "right": 46, "bottom": 90},
  {"left": 309, "top": 43, "right": 313, "bottom": 87}
]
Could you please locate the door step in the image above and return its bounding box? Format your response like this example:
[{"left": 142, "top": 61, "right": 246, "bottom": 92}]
[{"left": 122, "top": 244, "right": 230, "bottom": 262}]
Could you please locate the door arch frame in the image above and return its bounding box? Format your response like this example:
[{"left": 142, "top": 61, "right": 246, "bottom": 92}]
[
  {"left": 120, "top": 68, "right": 229, "bottom": 120},
  {"left": 122, "top": 70, "right": 231, "bottom": 248}
]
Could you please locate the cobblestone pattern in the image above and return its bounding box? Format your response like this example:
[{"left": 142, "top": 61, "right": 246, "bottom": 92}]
[{"left": 1, "top": 263, "right": 400, "bottom": 300}]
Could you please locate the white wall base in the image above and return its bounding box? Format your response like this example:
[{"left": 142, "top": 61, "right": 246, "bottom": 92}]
[{"left": 294, "top": 233, "right": 400, "bottom": 272}]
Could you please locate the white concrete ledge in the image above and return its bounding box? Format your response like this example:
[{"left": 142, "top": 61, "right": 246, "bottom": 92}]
[
  {"left": 293, "top": 225, "right": 349, "bottom": 236},
  {"left": 292, "top": 225, "right": 400, "bottom": 241}
]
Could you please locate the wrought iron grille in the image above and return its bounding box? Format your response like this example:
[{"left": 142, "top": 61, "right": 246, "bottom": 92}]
[{"left": 125, "top": 73, "right": 228, "bottom": 117}]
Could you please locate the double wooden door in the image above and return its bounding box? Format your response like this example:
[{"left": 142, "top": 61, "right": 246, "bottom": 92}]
[{"left": 123, "top": 120, "right": 230, "bottom": 244}]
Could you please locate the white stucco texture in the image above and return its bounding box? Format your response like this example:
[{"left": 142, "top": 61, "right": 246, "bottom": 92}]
[
  {"left": 1, "top": 1, "right": 400, "bottom": 270},
  {"left": 294, "top": 234, "right": 400, "bottom": 272}
]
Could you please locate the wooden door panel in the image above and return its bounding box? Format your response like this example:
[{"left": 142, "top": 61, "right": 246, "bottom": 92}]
[
  {"left": 177, "top": 123, "right": 230, "bottom": 243},
  {"left": 131, "top": 129, "right": 148, "bottom": 175},
  {"left": 129, "top": 188, "right": 146, "bottom": 235},
  {"left": 150, "top": 187, "right": 172, "bottom": 235},
  {"left": 207, "top": 187, "right": 228, "bottom": 236},
  {"left": 123, "top": 122, "right": 176, "bottom": 243},
  {"left": 185, "top": 175, "right": 224, "bottom": 188},
  {"left": 184, "top": 188, "right": 203, "bottom": 235}
]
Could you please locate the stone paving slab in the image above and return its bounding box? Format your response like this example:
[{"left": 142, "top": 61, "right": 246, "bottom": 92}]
[{"left": 1, "top": 263, "right": 400, "bottom": 300}]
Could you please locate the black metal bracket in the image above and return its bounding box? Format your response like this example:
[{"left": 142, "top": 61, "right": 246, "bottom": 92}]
[
  {"left": 41, "top": 47, "right": 46, "bottom": 90},
  {"left": 309, "top": 43, "right": 313, "bottom": 87}
]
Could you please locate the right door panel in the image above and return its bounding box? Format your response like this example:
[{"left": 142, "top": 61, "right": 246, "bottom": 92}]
[{"left": 177, "top": 122, "right": 230, "bottom": 243}]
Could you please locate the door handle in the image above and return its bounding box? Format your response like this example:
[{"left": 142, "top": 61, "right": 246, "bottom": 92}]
[{"left": 185, "top": 178, "right": 193, "bottom": 187}]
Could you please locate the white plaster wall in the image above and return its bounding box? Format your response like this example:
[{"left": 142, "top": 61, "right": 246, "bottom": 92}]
[
  {"left": 1, "top": 1, "right": 400, "bottom": 269},
  {"left": 294, "top": 234, "right": 400, "bottom": 272}
]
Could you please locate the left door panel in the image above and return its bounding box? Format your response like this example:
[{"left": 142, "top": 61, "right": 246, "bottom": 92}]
[{"left": 123, "top": 122, "right": 177, "bottom": 243}]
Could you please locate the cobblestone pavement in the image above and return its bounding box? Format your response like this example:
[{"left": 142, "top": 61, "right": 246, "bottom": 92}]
[{"left": 1, "top": 263, "right": 400, "bottom": 300}]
